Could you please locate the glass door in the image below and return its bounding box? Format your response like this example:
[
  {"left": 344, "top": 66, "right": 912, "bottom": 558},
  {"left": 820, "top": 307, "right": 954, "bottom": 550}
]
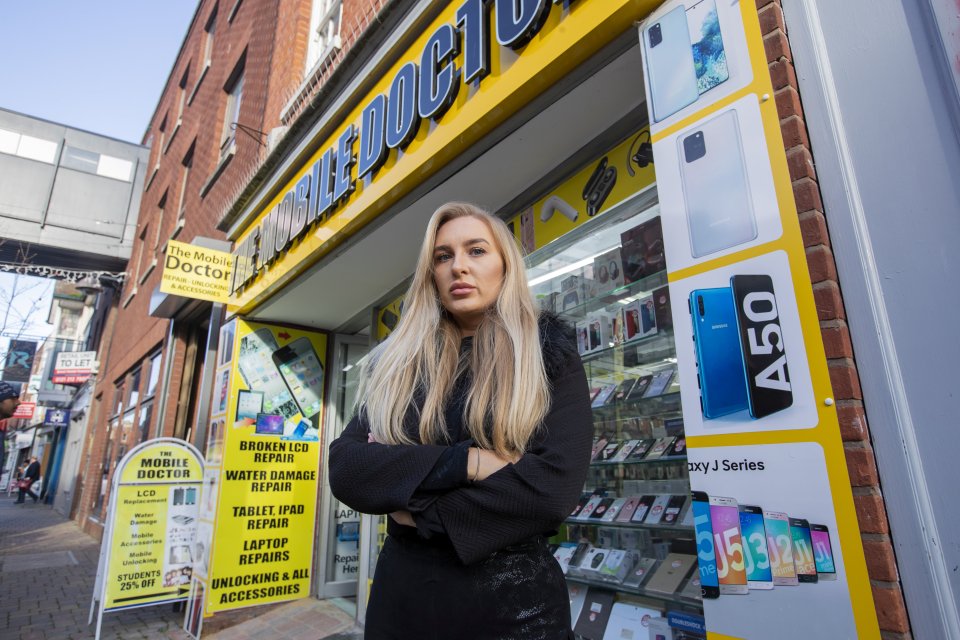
[{"left": 315, "top": 334, "right": 370, "bottom": 599}]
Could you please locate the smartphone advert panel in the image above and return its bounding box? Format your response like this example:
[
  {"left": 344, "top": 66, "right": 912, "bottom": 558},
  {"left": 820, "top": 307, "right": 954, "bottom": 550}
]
[
  {"left": 687, "top": 443, "right": 856, "bottom": 638},
  {"left": 640, "top": 0, "right": 754, "bottom": 132},
  {"left": 671, "top": 250, "right": 815, "bottom": 437},
  {"left": 653, "top": 95, "right": 783, "bottom": 273},
  {"left": 204, "top": 319, "right": 328, "bottom": 614}
]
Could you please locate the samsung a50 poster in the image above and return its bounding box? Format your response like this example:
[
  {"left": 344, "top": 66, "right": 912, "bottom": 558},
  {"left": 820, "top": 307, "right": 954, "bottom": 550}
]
[{"left": 640, "top": 0, "right": 878, "bottom": 637}]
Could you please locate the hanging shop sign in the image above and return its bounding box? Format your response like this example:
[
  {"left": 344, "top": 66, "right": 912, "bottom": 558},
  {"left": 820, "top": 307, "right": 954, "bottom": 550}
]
[
  {"left": 199, "top": 319, "right": 327, "bottom": 614},
  {"left": 632, "top": 0, "right": 877, "bottom": 637},
  {"left": 161, "top": 240, "right": 232, "bottom": 304},
  {"left": 3, "top": 340, "right": 36, "bottom": 383},
  {"left": 52, "top": 351, "right": 98, "bottom": 384},
  {"left": 227, "top": 0, "right": 664, "bottom": 314},
  {"left": 89, "top": 439, "right": 204, "bottom": 639},
  {"left": 12, "top": 402, "right": 35, "bottom": 419},
  {"left": 42, "top": 409, "right": 70, "bottom": 428}
]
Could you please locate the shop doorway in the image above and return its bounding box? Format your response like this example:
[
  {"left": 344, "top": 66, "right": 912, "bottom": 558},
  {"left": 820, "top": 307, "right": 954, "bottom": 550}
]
[{"left": 316, "top": 334, "right": 370, "bottom": 599}]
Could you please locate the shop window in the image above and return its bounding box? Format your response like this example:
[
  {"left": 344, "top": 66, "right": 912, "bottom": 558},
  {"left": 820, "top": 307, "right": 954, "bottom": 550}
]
[
  {"left": 176, "top": 65, "right": 190, "bottom": 126},
  {"left": 306, "top": 0, "right": 342, "bottom": 73},
  {"left": 0, "top": 127, "right": 57, "bottom": 163},
  {"left": 156, "top": 114, "right": 168, "bottom": 162},
  {"left": 154, "top": 190, "right": 168, "bottom": 251},
  {"left": 57, "top": 307, "right": 80, "bottom": 338},
  {"left": 145, "top": 351, "right": 162, "bottom": 398},
  {"left": 203, "top": 6, "right": 218, "bottom": 68},
  {"left": 127, "top": 369, "right": 142, "bottom": 410},
  {"left": 177, "top": 142, "right": 195, "bottom": 224},
  {"left": 132, "top": 224, "right": 152, "bottom": 287},
  {"left": 112, "top": 381, "right": 124, "bottom": 417},
  {"left": 140, "top": 229, "right": 157, "bottom": 283},
  {"left": 137, "top": 401, "right": 154, "bottom": 445}
]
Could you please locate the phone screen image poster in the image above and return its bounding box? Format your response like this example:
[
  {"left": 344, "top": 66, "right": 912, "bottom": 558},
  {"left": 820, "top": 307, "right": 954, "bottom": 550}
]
[
  {"left": 692, "top": 494, "right": 720, "bottom": 598},
  {"left": 709, "top": 498, "right": 748, "bottom": 594},
  {"left": 653, "top": 95, "right": 782, "bottom": 273},
  {"left": 686, "top": 443, "right": 856, "bottom": 639},
  {"left": 641, "top": 0, "right": 754, "bottom": 134},
  {"left": 205, "top": 319, "right": 327, "bottom": 613},
  {"left": 811, "top": 525, "right": 837, "bottom": 577},
  {"left": 738, "top": 508, "right": 773, "bottom": 588},
  {"left": 669, "top": 250, "right": 816, "bottom": 437}
]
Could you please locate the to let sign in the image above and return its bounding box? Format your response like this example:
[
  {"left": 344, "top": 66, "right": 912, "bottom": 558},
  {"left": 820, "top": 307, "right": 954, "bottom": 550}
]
[{"left": 52, "top": 351, "right": 98, "bottom": 384}]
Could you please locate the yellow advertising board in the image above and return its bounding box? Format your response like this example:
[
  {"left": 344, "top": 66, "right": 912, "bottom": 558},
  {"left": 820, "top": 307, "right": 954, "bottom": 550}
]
[
  {"left": 202, "top": 319, "right": 327, "bottom": 613},
  {"left": 98, "top": 440, "right": 203, "bottom": 613},
  {"left": 160, "top": 240, "right": 232, "bottom": 304},
  {"left": 226, "top": 0, "right": 663, "bottom": 315}
]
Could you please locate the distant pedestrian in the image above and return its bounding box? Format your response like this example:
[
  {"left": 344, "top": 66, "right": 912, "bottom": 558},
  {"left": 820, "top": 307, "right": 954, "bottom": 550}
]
[{"left": 16, "top": 456, "right": 40, "bottom": 504}]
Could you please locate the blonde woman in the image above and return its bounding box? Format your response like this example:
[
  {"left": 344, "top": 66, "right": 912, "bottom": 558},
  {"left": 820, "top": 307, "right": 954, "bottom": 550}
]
[{"left": 329, "top": 202, "right": 592, "bottom": 639}]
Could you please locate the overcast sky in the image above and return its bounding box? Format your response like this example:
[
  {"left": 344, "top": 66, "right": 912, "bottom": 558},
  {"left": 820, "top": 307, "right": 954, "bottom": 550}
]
[{"left": 0, "top": 0, "right": 198, "bottom": 143}]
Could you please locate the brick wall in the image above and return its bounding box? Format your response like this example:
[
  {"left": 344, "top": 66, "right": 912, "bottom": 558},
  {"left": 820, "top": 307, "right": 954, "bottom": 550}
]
[
  {"left": 77, "top": 0, "right": 293, "bottom": 537},
  {"left": 758, "top": 0, "right": 911, "bottom": 636},
  {"left": 75, "top": 0, "right": 388, "bottom": 539}
]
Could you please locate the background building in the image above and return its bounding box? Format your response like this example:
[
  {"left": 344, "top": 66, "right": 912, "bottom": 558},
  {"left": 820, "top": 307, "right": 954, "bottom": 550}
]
[
  {"left": 0, "top": 107, "right": 148, "bottom": 271},
  {"left": 0, "top": 108, "right": 145, "bottom": 510},
  {"left": 74, "top": 0, "right": 386, "bottom": 540}
]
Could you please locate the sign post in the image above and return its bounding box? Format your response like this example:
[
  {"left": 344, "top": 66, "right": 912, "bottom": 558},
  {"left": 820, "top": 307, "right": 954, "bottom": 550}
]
[{"left": 89, "top": 438, "right": 204, "bottom": 640}]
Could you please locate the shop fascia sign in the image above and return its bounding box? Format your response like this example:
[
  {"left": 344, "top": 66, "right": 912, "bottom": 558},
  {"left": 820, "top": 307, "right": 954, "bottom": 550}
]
[{"left": 229, "top": 0, "right": 585, "bottom": 296}]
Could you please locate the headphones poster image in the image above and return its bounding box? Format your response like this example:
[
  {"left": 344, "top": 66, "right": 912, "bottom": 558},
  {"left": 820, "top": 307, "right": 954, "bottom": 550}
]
[{"left": 506, "top": 127, "right": 657, "bottom": 254}]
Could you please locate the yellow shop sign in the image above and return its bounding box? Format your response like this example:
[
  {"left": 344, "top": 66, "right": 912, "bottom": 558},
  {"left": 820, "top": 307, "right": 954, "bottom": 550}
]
[{"left": 161, "top": 240, "right": 232, "bottom": 304}]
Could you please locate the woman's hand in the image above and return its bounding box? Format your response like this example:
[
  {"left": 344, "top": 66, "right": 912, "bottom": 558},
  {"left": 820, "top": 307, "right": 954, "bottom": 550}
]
[
  {"left": 389, "top": 510, "right": 415, "bottom": 527},
  {"left": 467, "top": 448, "right": 521, "bottom": 482}
]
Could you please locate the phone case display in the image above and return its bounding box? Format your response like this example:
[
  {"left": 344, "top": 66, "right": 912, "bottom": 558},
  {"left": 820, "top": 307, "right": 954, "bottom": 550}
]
[{"left": 526, "top": 202, "right": 704, "bottom": 635}]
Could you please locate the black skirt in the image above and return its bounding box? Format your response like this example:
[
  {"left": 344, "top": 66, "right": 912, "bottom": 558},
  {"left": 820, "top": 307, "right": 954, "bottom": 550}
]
[{"left": 364, "top": 534, "right": 573, "bottom": 640}]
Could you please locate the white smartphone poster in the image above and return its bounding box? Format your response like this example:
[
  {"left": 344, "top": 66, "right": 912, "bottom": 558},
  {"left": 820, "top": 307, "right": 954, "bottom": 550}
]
[
  {"left": 669, "top": 250, "right": 816, "bottom": 437},
  {"left": 655, "top": 94, "right": 782, "bottom": 272},
  {"left": 687, "top": 443, "right": 855, "bottom": 639},
  {"left": 640, "top": 0, "right": 754, "bottom": 132}
]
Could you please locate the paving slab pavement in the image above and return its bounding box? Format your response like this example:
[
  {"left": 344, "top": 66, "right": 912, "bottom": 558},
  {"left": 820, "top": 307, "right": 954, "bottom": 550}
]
[{"left": 0, "top": 495, "right": 362, "bottom": 639}]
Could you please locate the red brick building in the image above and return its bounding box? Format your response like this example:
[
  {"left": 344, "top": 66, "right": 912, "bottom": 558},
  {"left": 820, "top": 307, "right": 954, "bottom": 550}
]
[{"left": 75, "top": 0, "right": 386, "bottom": 535}]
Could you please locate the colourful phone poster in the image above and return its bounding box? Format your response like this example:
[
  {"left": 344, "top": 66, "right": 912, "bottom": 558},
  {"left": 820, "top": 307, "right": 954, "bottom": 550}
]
[
  {"left": 687, "top": 443, "right": 857, "bottom": 638},
  {"left": 204, "top": 319, "right": 327, "bottom": 613}
]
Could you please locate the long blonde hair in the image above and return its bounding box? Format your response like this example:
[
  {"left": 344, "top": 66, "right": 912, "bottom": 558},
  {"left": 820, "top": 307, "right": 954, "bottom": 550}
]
[{"left": 358, "top": 202, "right": 550, "bottom": 457}]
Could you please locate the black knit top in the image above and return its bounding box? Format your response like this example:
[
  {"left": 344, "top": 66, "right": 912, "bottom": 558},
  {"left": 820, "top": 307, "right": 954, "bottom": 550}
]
[{"left": 327, "top": 313, "right": 593, "bottom": 565}]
